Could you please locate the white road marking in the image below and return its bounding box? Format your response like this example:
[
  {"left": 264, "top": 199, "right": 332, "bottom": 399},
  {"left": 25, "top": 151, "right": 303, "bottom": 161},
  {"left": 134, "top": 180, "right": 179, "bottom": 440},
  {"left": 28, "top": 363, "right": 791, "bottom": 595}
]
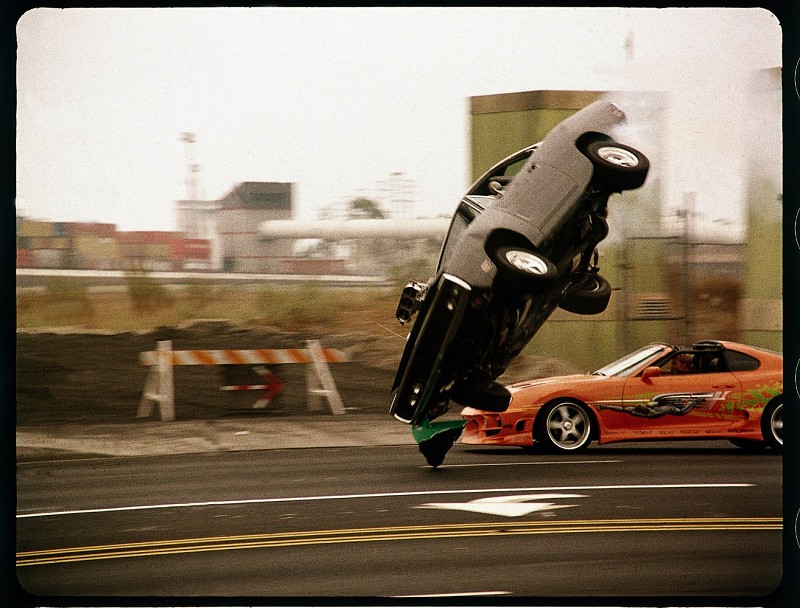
[
  {"left": 417, "top": 493, "right": 587, "bottom": 517},
  {"left": 17, "top": 483, "right": 753, "bottom": 519}
]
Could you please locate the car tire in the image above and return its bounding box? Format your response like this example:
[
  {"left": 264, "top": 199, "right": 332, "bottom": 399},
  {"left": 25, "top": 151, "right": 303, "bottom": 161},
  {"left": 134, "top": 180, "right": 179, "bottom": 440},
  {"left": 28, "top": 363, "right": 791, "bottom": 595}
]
[
  {"left": 761, "top": 398, "right": 783, "bottom": 451},
  {"left": 559, "top": 273, "right": 612, "bottom": 315},
  {"left": 492, "top": 246, "right": 557, "bottom": 287},
  {"left": 585, "top": 140, "right": 649, "bottom": 191},
  {"left": 535, "top": 400, "right": 593, "bottom": 453}
]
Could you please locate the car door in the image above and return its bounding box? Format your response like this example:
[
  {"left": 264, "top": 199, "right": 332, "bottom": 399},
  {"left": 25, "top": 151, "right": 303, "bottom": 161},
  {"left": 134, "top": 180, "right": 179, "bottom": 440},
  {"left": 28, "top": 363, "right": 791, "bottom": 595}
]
[{"left": 620, "top": 353, "right": 742, "bottom": 437}]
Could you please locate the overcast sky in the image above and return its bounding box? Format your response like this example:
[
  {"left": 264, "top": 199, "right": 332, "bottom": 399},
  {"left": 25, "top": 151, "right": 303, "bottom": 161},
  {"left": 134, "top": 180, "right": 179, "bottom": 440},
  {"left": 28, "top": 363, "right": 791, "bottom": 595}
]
[{"left": 15, "top": 7, "right": 781, "bottom": 237}]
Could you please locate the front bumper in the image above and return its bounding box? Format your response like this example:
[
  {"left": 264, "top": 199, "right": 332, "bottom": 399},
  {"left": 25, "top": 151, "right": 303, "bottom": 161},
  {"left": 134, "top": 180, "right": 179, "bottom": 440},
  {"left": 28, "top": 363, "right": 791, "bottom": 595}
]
[
  {"left": 390, "top": 274, "right": 472, "bottom": 424},
  {"left": 461, "top": 410, "right": 535, "bottom": 447}
]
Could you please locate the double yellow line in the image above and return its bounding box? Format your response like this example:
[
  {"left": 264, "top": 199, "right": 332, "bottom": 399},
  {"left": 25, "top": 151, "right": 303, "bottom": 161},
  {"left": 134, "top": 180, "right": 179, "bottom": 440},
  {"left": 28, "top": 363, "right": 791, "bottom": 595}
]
[{"left": 17, "top": 517, "right": 781, "bottom": 567}]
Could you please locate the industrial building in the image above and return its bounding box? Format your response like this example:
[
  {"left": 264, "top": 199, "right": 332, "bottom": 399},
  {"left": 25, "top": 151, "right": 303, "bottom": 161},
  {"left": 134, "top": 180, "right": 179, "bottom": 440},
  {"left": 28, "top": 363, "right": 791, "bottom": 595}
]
[
  {"left": 176, "top": 181, "right": 295, "bottom": 273},
  {"left": 18, "top": 181, "right": 304, "bottom": 274}
]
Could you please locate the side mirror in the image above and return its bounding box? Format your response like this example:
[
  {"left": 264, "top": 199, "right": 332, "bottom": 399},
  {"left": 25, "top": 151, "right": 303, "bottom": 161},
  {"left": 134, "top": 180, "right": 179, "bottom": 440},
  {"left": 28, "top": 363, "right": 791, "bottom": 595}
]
[{"left": 641, "top": 366, "right": 661, "bottom": 382}]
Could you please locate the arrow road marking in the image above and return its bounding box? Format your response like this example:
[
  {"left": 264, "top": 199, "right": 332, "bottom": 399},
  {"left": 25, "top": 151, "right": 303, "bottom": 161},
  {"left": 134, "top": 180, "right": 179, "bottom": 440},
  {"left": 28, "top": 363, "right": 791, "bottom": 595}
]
[
  {"left": 18, "top": 483, "right": 752, "bottom": 519},
  {"left": 416, "top": 493, "right": 587, "bottom": 517}
]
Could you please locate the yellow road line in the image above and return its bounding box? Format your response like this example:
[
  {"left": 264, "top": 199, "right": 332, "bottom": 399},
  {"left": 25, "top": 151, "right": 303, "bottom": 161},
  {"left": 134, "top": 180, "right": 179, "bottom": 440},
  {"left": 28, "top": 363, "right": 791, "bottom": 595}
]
[{"left": 17, "top": 517, "right": 782, "bottom": 567}]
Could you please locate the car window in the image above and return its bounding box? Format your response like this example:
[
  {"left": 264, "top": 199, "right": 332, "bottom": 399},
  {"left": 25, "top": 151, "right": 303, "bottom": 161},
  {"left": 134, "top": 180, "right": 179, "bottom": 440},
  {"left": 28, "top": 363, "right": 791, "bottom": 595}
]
[
  {"left": 593, "top": 344, "right": 665, "bottom": 377},
  {"left": 723, "top": 349, "right": 761, "bottom": 372},
  {"left": 438, "top": 204, "right": 475, "bottom": 268},
  {"left": 500, "top": 157, "right": 529, "bottom": 178},
  {"left": 468, "top": 147, "right": 536, "bottom": 196},
  {"left": 657, "top": 350, "right": 729, "bottom": 375}
]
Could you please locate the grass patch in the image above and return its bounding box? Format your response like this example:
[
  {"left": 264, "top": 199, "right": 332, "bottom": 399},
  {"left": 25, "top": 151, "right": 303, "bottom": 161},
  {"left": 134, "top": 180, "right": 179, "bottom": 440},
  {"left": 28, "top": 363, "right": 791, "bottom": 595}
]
[
  {"left": 16, "top": 276, "right": 399, "bottom": 334},
  {"left": 17, "top": 278, "right": 96, "bottom": 327},
  {"left": 125, "top": 271, "right": 175, "bottom": 313}
]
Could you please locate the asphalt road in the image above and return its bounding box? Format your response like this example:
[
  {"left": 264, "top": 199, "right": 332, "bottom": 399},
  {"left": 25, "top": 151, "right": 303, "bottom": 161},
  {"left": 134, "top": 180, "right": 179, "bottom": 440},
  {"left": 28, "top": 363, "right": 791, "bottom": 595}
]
[{"left": 16, "top": 440, "right": 783, "bottom": 602}]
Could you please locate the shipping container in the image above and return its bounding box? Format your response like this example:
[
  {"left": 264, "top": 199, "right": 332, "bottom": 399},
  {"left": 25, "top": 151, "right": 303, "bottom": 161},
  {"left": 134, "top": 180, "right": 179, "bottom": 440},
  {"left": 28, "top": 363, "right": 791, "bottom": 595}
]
[
  {"left": 17, "top": 219, "right": 57, "bottom": 238},
  {"left": 170, "top": 238, "right": 212, "bottom": 260},
  {"left": 33, "top": 249, "right": 66, "bottom": 268},
  {"left": 74, "top": 235, "right": 119, "bottom": 259},
  {"left": 145, "top": 243, "right": 171, "bottom": 259},
  {"left": 27, "top": 237, "right": 49, "bottom": 250},
  {"left": 49, "top": 237, "right": 72, "bottom": 250},
  {"left": 66, "top": 222, "right": 117, "bottom": 238},
  {"left": 117, "top": 230, "right": 179, "bottom": 245},
  {"left": 16, "top": 248, "right": 35, "bottom": 268}
]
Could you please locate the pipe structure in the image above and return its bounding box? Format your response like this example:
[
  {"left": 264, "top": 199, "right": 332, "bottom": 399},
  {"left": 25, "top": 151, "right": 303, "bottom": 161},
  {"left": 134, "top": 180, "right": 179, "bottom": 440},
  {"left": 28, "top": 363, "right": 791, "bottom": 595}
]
[{"left": 258, "top": 218, "right": 450, "bottom": 241}]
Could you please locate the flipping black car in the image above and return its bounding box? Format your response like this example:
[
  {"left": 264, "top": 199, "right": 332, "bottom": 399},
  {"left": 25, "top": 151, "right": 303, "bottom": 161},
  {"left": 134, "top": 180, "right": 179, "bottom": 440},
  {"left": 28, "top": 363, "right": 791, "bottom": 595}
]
[{"left": 390, "top": 99, "right": 651, "bottom": 467}]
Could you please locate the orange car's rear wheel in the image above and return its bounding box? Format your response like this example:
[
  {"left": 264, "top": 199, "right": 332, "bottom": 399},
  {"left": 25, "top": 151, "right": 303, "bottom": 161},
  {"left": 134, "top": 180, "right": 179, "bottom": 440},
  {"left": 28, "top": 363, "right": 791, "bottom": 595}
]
[
  {"left": 761, "top": 398, "right": 783, "bottom": 452},
  {"left": 536, "top": 400, "right": 593, "bottom": 453}
]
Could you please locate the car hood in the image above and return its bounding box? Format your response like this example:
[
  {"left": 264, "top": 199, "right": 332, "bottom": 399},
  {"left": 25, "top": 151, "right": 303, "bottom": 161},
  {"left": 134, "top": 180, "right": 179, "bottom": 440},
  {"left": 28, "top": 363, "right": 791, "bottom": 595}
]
[
  {"left": 461, "top": 373, "right": 603, "bottom": 415},
  {"left": 507, "top": 373, "right": 594, "bottom": 392}
]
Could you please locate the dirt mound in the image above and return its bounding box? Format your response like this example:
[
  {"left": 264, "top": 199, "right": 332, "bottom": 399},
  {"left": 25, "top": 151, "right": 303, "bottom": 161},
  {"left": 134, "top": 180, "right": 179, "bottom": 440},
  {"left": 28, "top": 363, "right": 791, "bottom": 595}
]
[{"left": 16, "top": 320, "right": 577, "bottom": 426}]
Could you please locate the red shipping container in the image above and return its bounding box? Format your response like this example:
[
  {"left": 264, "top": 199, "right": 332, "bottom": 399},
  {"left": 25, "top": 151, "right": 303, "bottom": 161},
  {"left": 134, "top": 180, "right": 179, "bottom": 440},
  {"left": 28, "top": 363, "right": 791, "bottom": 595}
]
[
  {"left": 16, "top": 248, "right": 34, "bottom": 268},
  {"left": 170, "top": 238, "right": 212, "bottom": 260},
  {"left": 117, "top": 230, "right": 180, "bottom": 245},
  {"left": 66, "top": 222, "right": 117, "bottom": 238}
]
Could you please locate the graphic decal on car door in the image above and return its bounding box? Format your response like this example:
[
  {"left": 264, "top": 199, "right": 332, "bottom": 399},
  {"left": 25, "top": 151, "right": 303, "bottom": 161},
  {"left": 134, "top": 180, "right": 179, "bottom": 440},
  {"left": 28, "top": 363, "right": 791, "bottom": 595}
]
[{"left": 597, "top": 391, "right": 729, "bottom": 418}]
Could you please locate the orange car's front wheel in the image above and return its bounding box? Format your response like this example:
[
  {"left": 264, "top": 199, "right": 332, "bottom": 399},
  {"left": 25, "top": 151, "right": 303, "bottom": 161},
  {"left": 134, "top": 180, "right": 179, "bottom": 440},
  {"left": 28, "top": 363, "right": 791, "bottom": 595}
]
[{"left": 536, "top": 400, "right": 593, "bottom": 453}]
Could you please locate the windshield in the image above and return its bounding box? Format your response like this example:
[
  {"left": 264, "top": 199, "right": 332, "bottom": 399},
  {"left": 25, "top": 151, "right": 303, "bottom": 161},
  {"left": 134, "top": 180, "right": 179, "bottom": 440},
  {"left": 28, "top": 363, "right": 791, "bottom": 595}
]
[
  {"left": 438, "top": 204, "right": 475, "bottom": 269},
  {"left": 593, "top": 344, "right": 666, "bottom": 378}
]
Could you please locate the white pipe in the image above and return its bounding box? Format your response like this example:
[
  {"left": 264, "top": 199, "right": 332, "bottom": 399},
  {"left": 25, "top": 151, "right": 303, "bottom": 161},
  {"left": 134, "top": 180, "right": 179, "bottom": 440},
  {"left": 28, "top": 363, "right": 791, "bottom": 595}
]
[{"left": 258, "top": 218, "right": 450, "bottom": 241}]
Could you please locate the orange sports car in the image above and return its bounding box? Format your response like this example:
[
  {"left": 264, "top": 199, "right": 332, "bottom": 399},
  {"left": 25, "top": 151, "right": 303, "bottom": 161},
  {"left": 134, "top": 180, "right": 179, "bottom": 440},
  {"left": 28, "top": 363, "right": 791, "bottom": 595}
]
[{"left": 461, "top": 340, "right": 783, "bottom": 453}]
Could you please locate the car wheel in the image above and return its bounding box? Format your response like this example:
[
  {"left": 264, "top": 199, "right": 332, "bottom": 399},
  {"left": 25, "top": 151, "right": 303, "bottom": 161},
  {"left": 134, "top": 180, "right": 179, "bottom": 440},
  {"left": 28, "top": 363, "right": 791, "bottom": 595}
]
[
  {"left": 536, "top": 400, "right": 593, "bottom": 452},
  {"left": 493, "top": 246, "right": 557, "bottom": 285},
  {"left": 585, "top": 140, "right": 649, "bottom": 191},
  {"left": 761, "top": 398, "right": 783, "bottom": 451},
  {"left": 559, "top": 273, "right": 612, "bottom": 315}
]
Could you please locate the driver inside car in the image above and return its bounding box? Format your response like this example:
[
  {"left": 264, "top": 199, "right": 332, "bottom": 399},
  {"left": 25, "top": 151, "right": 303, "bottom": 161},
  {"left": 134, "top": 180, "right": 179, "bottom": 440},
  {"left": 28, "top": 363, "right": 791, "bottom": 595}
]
[{"left": 670, "top": 353, "right": 695, "bottom": 375}]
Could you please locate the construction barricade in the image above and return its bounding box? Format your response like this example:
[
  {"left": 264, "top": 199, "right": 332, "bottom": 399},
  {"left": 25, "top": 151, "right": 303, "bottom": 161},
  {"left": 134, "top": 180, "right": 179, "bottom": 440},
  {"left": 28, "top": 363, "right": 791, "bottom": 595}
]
[{"left": 138, "top": 339, "right": 349, "bottom": 421}]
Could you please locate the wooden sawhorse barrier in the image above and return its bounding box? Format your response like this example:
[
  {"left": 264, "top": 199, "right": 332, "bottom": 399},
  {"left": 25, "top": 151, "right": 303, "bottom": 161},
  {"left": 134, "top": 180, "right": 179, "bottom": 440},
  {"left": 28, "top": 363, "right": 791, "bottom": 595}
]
[{"left": 138, "top": 339, "right": 349, "bottom": 421}]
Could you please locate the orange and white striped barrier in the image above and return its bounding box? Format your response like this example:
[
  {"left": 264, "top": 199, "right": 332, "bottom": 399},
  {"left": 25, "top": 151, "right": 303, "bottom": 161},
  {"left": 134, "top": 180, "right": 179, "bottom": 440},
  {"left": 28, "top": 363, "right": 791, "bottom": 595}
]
[
  {"left": 138, "top": 347, "right": 348, "bottom": 367},
  {"left": 220, "top": 365, "right": 286, "bottom": 409},
  {"left": 138, "top": 339, "right": 349, "bottom": 421}
]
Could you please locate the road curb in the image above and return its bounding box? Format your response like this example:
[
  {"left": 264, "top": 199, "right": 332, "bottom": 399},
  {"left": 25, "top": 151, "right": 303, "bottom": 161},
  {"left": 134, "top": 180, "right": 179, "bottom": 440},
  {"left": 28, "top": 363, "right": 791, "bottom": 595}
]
[{"left": 16, "top": 415, "right": 419, "bottom": 461}]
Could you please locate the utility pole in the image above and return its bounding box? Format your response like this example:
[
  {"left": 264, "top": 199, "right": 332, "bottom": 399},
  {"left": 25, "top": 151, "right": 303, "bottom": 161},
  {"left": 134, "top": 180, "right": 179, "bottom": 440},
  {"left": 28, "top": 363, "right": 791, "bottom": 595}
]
[
  {"left": 380, "top": 171, "right": 415, "bottom": 220},
  {"left": 180, "top": 132, "right": 201, "bottom": 201}
]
